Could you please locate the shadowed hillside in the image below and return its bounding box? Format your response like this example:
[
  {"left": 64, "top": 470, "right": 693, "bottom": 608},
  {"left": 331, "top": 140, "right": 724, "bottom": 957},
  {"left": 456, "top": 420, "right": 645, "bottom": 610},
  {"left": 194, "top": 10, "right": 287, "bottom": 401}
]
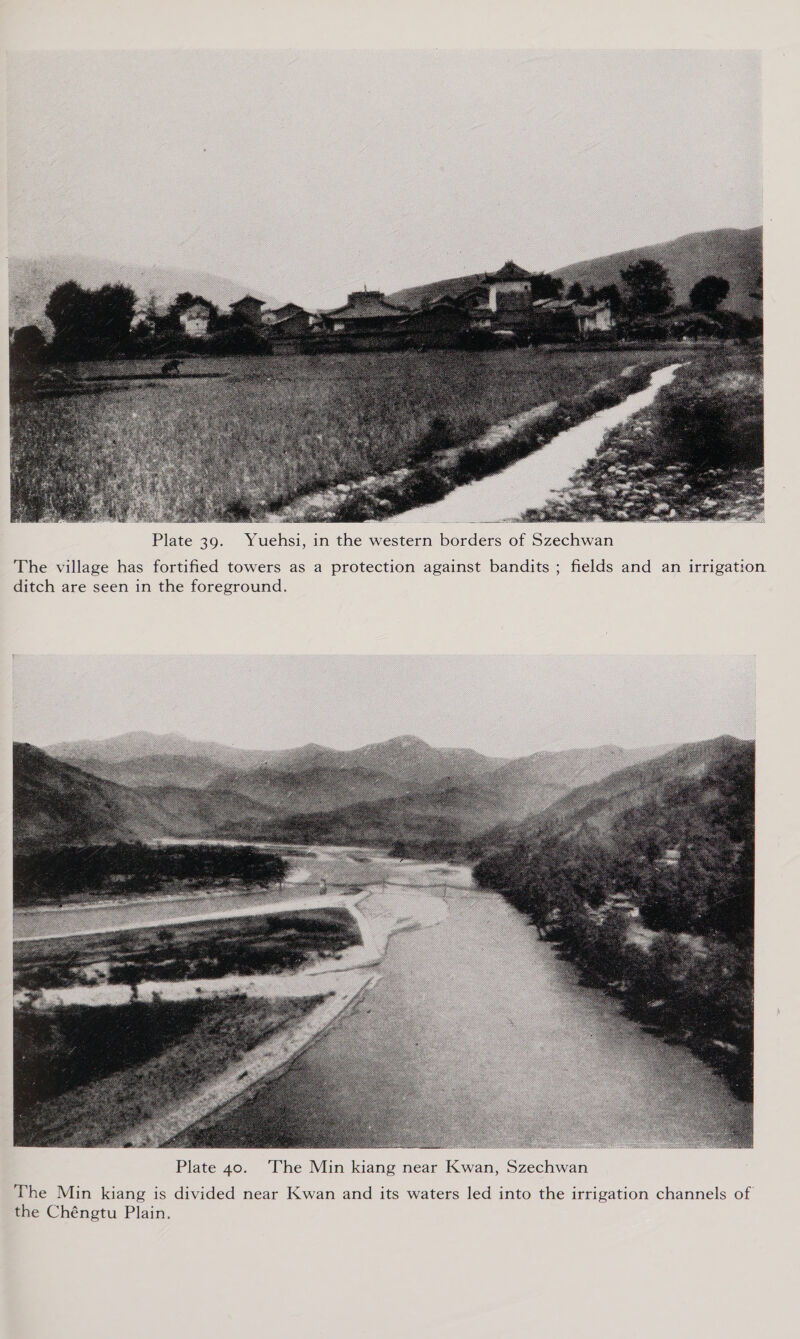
[
  {"left": 472, "top": 735, "right": 749, "bottom": 855},
  {"left": 13, "top": 743, "right": 175, "bottom": 849}
]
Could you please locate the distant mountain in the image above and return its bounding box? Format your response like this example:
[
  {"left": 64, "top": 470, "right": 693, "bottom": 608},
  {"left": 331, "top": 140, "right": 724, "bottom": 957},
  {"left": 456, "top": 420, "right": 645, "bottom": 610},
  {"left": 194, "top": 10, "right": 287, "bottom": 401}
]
[
  {"left": 472, "top": 736, "right": 750, "bottom": 855},
  {"left": 48, "top": 732, "right": 287, "bottom": 773},
  {"left": 207, "top": 763, "right": 411, "bottom": 814},
  {"left": 256, "top": 743, "right": 675, "bottom": 849},
  {"left": 13, "top": 743, "right": 174, "bottom": 848},
  {"left": 22, "top": 733, "right": 732, "bottom": 858},
  {"left": 9, "top": 255, "right": 279, "bottom": 333},
  {"left": 334, "top": 736, "right": 503, "bottom": 785},
  {"left": 49, "top": 732, "right": 504, "bottom": 790},
  {"left": 388, "top": 227, "right": 762, "bottom": 317}
]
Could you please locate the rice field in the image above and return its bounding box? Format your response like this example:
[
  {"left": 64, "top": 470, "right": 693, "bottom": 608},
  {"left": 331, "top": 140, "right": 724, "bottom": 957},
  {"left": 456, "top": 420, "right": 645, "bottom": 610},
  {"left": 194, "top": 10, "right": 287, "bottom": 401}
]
[{"left": 11, "top": 347, "right": 668, "bottom": 522}]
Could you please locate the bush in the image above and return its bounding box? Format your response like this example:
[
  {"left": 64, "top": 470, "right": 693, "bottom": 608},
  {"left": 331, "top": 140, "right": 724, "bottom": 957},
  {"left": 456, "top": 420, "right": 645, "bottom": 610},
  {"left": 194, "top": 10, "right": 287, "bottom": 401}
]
[
  {"left": 334, "top": 492, "right": 383, "bottom": 522},
  {"left": 403, "top": 463, "right": 449, "bottom": 507},
  {"left": 205, "top": 326, "right": 271, "bottom": 355},
  {"left": 652, "top": 370, "right": 763, "bottom": 470},
  {"left": 412, "top": 415, "right": 456, "bottom": 462}
]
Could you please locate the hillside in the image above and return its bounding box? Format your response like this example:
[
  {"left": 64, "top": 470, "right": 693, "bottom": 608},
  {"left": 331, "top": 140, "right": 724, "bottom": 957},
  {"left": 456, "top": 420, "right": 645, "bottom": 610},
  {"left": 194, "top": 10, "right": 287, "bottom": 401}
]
[
  {"left": 472, "top": 736, "right": 749, "bottom": 855},
  {"left": 9, "top": 255, "right": 279, "bottom": 334},
  {"left": 48, "top": 732, "right": 316, "bottom": 775},
  {"left": 13, "top": 743, "right": 175, "bottom": 849},
  {"left": 552, "top": 227, "right": 762, "bottom": 318},
  {"left": 206, "top": 763, "right": 410, "bottom": 814},
  {"left": 55, "top": 752, "right": 233, "bottom": 791},
  {"left": 388, "top": 227, "right": 762, "bottom": 316},
  {"left": 135, "top": 786, "right": 274, "bottom": 837},
  {"left": 254, "top": 743, "right": 675, "bottom": 849}
]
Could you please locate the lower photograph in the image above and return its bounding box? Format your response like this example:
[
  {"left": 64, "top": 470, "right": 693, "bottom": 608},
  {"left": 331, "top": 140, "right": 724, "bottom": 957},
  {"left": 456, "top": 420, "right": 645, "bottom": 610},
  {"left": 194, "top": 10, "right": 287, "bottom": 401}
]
[{"left": 12, "top": 654, "right": 754, "bottom": 1149}]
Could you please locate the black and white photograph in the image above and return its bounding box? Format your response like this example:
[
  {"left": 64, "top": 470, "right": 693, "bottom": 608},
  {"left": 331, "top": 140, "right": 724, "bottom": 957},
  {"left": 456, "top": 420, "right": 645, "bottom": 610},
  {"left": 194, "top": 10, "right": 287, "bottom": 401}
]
[
  {"left": 8, "top": 50, "right": 763, "bottom": 524},
  {"left": 13, "top": 655, "right": 754, "bottom": 1148}
]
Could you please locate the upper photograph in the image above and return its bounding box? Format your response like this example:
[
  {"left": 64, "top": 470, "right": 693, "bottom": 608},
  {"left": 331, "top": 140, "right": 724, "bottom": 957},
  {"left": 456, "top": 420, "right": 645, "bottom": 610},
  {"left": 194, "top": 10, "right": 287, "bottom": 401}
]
[{"left": 7, "top": 51, "right": 762, "bottom": 524}]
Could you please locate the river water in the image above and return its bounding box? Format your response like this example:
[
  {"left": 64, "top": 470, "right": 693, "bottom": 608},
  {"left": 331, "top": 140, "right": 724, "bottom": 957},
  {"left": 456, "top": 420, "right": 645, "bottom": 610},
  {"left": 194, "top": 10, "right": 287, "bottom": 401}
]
[
  {"left": 399, "top": 362, "right": 682, "bottom": 522},
  {"left": 189, "top": 878, "right": 751, "bottom": 1149}
]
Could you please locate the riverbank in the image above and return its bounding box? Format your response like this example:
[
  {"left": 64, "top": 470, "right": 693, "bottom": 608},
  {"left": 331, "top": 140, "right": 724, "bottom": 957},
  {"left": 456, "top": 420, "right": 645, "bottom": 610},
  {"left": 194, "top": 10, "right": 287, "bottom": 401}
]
[
  {"left": 14, "top": 993, "right": 321, "bottom": 1147},
  {"left": 13, "top": 870, "right": 452, "bottom": 1147},
  {"left": 191, "top": 885, "right": 751, "bottom": 1149}
]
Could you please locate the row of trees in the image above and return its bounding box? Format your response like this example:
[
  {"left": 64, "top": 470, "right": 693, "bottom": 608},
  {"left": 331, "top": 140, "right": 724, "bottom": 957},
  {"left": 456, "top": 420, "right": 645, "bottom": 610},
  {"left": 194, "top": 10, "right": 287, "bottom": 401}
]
[
  {"left": 565, "top": 263, "right": 732, "bottom": 317},
  {"left": 9, "top": 259, "right": 756, "bottom": 369},
  {"left": 10, "top": 281, "right": 267, "bottom": 366},
  {"left": 14, "top": 841, "right": 288, "bottom": 905}
]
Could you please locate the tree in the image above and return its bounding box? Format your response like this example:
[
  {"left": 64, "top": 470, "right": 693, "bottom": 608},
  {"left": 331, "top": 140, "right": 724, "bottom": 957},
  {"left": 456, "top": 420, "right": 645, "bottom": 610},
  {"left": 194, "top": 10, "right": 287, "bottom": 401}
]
[
  {"left": 567, "top": 281, "right": 585, "bottom": 302},
  {"left": 45, "top": 281, "right": 91, "bottom": 355},
  {"left": 529, "top": 272, "right": 564, "bottom": 300},
  {"left": 10, "top": 324, "right": 47, "bottom": 370},
  {"left": 690, "top": 275, "right": 730, "bottom": 312},
  {"left": 167, "top": 291, "right": 218, "bottom": 331},
  {"left": 45, "top": 280, "right": 136, "bottom": 357},
  {"left": 94, "top": 283, "right": 137, "bottom": 346},
  {"left": 595, "top": 283, "right": 623, "bottom": 314},
  {"left": 620, "top": 259, "right": 674, "bottom": 315}
]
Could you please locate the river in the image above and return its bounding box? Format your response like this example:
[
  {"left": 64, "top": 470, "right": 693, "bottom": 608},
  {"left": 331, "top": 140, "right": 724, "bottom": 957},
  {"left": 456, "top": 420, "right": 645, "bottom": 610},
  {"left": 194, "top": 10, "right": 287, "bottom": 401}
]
[
  {"left": 184, "top": 871, "right": 751, "bottom": 1149},
  {"left": 399, "top": 362, "right": 682, "bottom": 522}
]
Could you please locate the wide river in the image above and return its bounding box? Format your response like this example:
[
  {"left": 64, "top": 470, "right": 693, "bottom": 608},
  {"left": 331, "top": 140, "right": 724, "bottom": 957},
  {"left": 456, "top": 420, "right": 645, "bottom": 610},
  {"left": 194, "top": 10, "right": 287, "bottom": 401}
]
[{"left": 177, "top": 857, "right": 751, "bottom": 1149}]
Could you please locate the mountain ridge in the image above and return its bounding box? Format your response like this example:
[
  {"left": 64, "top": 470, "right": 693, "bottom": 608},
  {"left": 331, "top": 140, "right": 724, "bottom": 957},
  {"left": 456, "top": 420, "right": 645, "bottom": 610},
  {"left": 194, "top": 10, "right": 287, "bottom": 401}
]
[
  {"left": 388, "top": 226, "right": 762, "bottom": 317},
  {"left": 470, "top": 735, "right": 750, "bottom": 856},
  {"left": 16, "top": 735, "right": 747, "bottom": 855}
]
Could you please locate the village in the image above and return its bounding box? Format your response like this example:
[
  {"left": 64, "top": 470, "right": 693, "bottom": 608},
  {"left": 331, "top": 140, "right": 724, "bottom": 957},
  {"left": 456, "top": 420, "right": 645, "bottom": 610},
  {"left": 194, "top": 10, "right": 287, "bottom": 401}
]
[{"left": 148, "top": 260, "right": 616, "bottom": 354}]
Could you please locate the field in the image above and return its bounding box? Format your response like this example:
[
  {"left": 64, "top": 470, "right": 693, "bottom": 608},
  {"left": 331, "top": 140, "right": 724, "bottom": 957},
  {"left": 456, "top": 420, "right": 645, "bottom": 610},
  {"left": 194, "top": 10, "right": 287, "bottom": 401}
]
[
  {"left": 14, "top": 994, "right": 317, "bottom": 1146},
  {"left": 14, "top": 906, "right": 363, "bottom": 991},
  {"left": 11, "top": 347, "right": 671, "bottom": 522}
]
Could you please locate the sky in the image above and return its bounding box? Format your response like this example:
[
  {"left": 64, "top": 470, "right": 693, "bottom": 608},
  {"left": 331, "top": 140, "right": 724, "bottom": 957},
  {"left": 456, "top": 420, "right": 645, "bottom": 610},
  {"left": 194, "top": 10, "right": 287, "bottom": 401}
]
[
  {"left": 6, "top": 50, "right": 761, "bottom": 308},
  {"left": 14, "top": 656, "right": 755, "bottom": 756}
]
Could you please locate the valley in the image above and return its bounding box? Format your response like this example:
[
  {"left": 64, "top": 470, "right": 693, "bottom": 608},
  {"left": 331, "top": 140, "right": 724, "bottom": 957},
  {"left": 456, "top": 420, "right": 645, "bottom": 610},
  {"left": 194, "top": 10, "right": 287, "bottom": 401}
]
[{"left": 13, "top": 725, "right": 754, "bottom": 1148}]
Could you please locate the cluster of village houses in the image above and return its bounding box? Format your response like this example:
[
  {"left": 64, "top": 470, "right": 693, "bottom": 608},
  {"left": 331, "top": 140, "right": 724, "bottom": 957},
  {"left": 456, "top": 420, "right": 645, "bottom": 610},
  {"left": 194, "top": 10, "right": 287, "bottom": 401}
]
[{"left": 165, "top": 261, "right": 615, "bottom": 352}]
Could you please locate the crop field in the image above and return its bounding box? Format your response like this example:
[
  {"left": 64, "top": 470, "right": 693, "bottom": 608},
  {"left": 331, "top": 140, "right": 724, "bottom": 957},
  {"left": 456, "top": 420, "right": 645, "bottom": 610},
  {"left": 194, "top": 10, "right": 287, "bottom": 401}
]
[
  {"left": 14, "top": 905, "right": 362, "bottom": 990},
  {"left": 11, "top": 347, "right": 669, "bottom": 522},
  {"left": 14, "top": 994, "right": 317, "bottom": 1146}
]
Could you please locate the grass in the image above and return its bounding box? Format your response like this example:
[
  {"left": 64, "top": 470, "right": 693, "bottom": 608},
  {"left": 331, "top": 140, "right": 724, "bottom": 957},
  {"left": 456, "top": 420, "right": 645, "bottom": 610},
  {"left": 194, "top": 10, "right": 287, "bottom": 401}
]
[
  {"left": 14, "top": 995, "right": 317, "bottom": 1146},
  {"left": 522, "top": 347, "right": 763, "bottom": 523},
  {"left": 11, "top": 348, "right": 672, "bottom": 521}
]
